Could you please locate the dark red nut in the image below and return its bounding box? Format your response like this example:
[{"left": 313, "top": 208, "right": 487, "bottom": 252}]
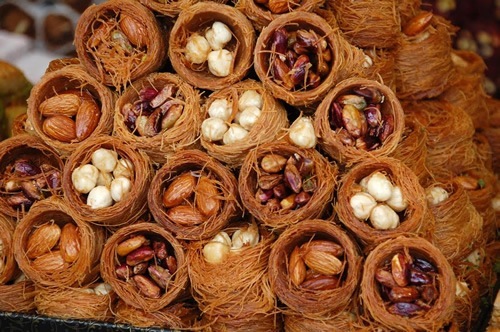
[{"left": 126, "top": 246, "right": 155, "bottom": 266}]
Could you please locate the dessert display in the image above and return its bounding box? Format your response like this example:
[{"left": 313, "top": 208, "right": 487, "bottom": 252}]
[{"left": 0, "top": 0, "right": 498, "bottom": 330}]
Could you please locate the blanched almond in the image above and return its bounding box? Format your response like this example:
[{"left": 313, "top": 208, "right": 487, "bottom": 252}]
[{"left": 26, "top": 223, "right": 61, "bottom": 259}]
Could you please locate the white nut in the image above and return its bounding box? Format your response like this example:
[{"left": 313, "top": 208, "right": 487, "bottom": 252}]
[
  {"left": 87, "top": 185, "right": 113, "bottom": 209},
  {"left": 365, "top": 172, "right": 394, "bottom": 202},
  {"left": 72, "top": 164, "right": 99, "bottom": 194},
  {"left": 208, "top": 98, "right": 232, "bottom": 121},
  {"left": 201, "top": 117, "right": 228, "bottom": 142},
  {"left": 91, "top": 148, "right": 118, "bottom": 173},
  {"left": 113, "top": 158, "right": 134, "bottom": 179},
  {"left": 207, "top": 49, "right": 234, "bottom": 77},
  {"left": 185, "top": 33, "right": 211, "bottom": 64},
  {"left": 369, "top": 204, "right": 400, "bottom": 230},
  {"left": 426, "top": 186, "right": 449, "bottom": 205},
  {"left": 238, "top": 106, "right": 261, "bottom": 130},
  {"left": 222, "top": 123, "right": 248, "bottom": 145},
  {"left": 350, "top": 192, "right": 377, "bottom": 220},
  {"left": 96, "top": 171, "right": 113, "bottom": 188},
  {"left": 386, "top": 186, "right": 408, "bottom": 212},
  {"left": 288, "top": 117, "right": 316, "bottom": 149},
  {"left": 205, "top": 21, "right": 232, "bottom": 50},
  {"left": 110, "top": 177, "right": 132, "bottom": 202},
  {"left": 238, "top": 90, "right": 263, "bottom": 111}
]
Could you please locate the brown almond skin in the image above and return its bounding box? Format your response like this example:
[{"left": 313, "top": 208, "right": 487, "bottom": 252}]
[
  {"left": 195, "top": 176, "right": 220, "bottom": 217},
  {"left": 39, "top": 93, "right": 81, "bottom": 117},
  {"left": 116, "top": 235, "right": 148, "bottom": 257},
  {"left": 32, "top": 250, "right": 67, "bottom": 272},
  {"left": 289, "top": 246, "right": 306, "bottom": 287},
  {"left": 302, "top": 249, "right": 343, "bottom": 276},
  {"left": 60, "top": 223, "right": 81, "bottom": 263},
  {"left": 162, "top": 173, "right": 196, "bottom": 208},
  {"left": 133, "top": 275, "right": 161, "bottom": 299},
  {"left": 43, "top": 115, "right": 77, "bottom": 142},
  {"left": 300, "top": 240, "right": 344, "bottom": 258},
  {"left": 388, "top": 286, "right": 420, "bottom": 303},
  {"left": 26, "top": 223, "right": 61, "bottom": 259},
  {"left": 403, "top": 11, "right": 433, "bottom": 36},
  {"left": 165, "top": 205, "right": 206, "bottom": 226},
  {"left": 119, "top": 15, "right": 147, "bottom": 47},
  {"left": 300, "top": 274, "right": 339, "bottom": 290},
  {"left": 75, "top": 98, "right": 101, "bottom": 141}
]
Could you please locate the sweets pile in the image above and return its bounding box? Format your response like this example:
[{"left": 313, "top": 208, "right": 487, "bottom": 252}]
[{"left": 0, "top": 0, "right": 498, "bottom": 331}]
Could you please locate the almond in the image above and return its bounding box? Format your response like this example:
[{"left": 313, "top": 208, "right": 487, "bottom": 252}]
[
  {"left": 403, "top": 11, "right": 433, "bottom": 37},
  {"left": 26, "top": 222, "right": 61, "bottom": 259},
  {"left": 32, "top": 250, "right": 67, "bottom": 273},
  {"left": 195, "top": 176, "right": 220, "bottom": 217},
  {"left": 43, "top": 115, "right": 77, "bottom": 142},
  {"left": 266, "top": 0, "right": 292, "bottom": 14},
  {"left": 39, "top": 93, "right": 81, "bottom": 117},
  {"left": 119, "top": 15, "right": 147, "bottom": 47},
  {"left": 453, "top": 175, "right": 479, "bottom": 190},
  {"left": 60, "top": 223, "right": 81, "bottom": 263},
  {"left": 300, "top": 240, "right": 344, "bottom": 258},
  {"left": 289, "top": 245, "right": 306, "bottom": 287},
  {"left": 302, "top": 249, "right": 343, "bottom": 276},
  {"left": 300, "top": 274, "right": 339, "bottom": 290},
  {"left": 116, "top": 234, "right": 148, "bottom": 257},
  {"left": 166, "top": 205, "right": 205, "bottom": 226},
  {"left": 75, "top": 97, "right": 101, "bottom": 141},
  {"left": 162, "top": 172, "right": 196, "bottom": 208}
]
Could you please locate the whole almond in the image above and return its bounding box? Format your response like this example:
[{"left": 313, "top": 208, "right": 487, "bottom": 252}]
[
  {"left": 289, "top": 246, "right": 306, "bottom": 287},
  {"left": 162, "top": 172, "right": 196, "bottom": 208},
  {"left": 403, "top": 11, "right": 433, "bottom": 36},
  {"left": 75, "top": 98, "right": 101, "bottom": 141},
  {"left": 300, "top": 240, "right": 344, "bottom": 258},
  {"left": 195, "top": 176, "right": 220, "bottom": 217},
  {"left": 132, "top": 275, "right": 161, "bottom": 299},
  {"left": 32, "top": 250, "right": 67, "bottom": 273},
  {"left": 43, "top": 115, "right": 77, "bottom": 142},
  {"left": 166, "top": 205, "right": 205, "bottom": 226},
  {"left": 119, "top": 15, "right": 147, "bottom": 47},
  {"left": 39, "top": 93, "right": 81, "bottom": 117},
  {"left": 267, "top": 0, "right": 293, "bottom": 14},
  {"left": 300, "top": 274, "right": 339, "bottom": 290},
  {"left": 116, "top": 234, "right": 148, "bottom": 257},
  {"left": 302, "top": 249, "right": 343, "bottom": 276},
  {"left": 60, "top": 223, "right": 81, "bottom": 263},
  {"left": 26, "top": 222, "right": 61, "bottom": 259}
]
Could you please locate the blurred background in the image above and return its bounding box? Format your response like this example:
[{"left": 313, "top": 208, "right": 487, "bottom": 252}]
[{"left": 0, "top": 0, "right": 498, "bottom": 91}]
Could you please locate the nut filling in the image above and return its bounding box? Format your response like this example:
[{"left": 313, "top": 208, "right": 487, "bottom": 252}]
[
  {"left": 40, "top": 89, "right": 101, "bottom": 143},
  {"left": 268, "top": 27, "right": 332, "bottom": 91},
  {"left": 255, "top": 153, "right": 316, "bottom": 211},
  {"left": 329, "top": 86, "right": 393, "bottom": 151},
  {"left": 162, "top": 171, "right": 222, "bottom": 227},
  {"left": 114, "top": 234, "right": 177, "bottom": 299},
  {"left": 288, "top": 239, "right": 346, "bottom": 290},
  {"left": 1, "top": 158, "right": 61, "bottom": 211},
  {"left": 376, "top": 252, "right": 439, "bottom": 317},
  {"left": 120, "top": 84, "right": 184, "bottom": 137},
  {"left": 184, "top": 21, "right": 237, "bottom": 78},
  {"left": 26, "top": 220, "right": 81, "bottom": 272}
]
